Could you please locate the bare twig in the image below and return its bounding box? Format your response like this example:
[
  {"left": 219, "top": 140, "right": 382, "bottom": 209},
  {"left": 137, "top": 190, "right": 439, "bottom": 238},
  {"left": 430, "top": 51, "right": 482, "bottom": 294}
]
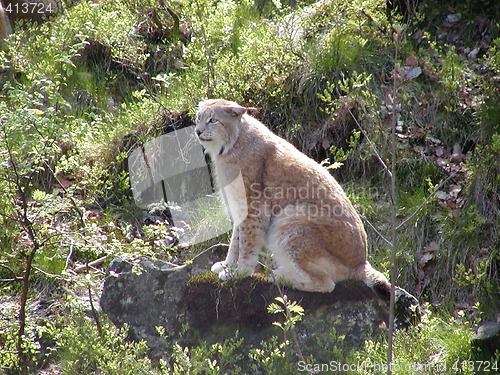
[
  {"left": 387, "top": 24, "right": 405, "bottom": 375},
  {"left": 203, "top": 243, "right": 230, "bottom": 252},
  {"left": 65, "top": 239, "right": 74, "bottom": 270},
  {"left": 361, "top": 215, "right": 393, "bottom": 247},
  {"left": 43, "top": 160, "right": 85, "bottom": 228},
  {"left": 32, "top": 266, "right": 67, "bottom": 281},
  {"left": 39, "top": 232, "right": 64, "bottom": 247},
  {"left": 88, "top": 282, "right": 102, "bottom": 336},
  {"left": 74, "top": 255, "right": 109, "bottom": 274},
  {"left": 0, "top": 264, "right": 22, "bottom": 282},
  {"left": 347, "top": 107, "right": 393, "bottom": 182}
]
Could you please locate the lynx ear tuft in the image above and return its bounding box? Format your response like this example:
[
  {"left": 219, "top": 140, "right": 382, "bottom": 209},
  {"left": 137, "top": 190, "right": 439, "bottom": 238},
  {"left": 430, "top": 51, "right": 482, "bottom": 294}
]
[{"left": 224, "top": 104, "right": 247, "bottom": 118}]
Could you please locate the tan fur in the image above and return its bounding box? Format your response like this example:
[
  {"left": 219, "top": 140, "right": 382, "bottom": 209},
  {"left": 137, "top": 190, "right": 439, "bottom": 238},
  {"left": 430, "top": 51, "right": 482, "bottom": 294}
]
[{"left": 195, "top": 99, "right": 390, "bottom": 296}]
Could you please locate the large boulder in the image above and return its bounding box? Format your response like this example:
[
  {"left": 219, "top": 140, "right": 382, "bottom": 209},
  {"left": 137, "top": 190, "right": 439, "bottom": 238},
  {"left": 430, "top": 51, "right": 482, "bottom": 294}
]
[{"left": 100, "top": 246, "right": 420, "bottom": 359}]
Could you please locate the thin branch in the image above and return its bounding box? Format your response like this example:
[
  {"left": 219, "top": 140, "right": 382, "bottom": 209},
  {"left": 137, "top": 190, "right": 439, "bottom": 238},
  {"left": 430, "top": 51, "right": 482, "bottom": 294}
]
[
  {"left": 32, "top": 266, "right": 67, "bottom": 281},
  {"left": 74, "top": 255, "right": 109, "bottom": 274},
  {"left": 0, "top": 263, "right": 21, "bottom": 280},
  {"left": 43, "top": 160, "right": 85, "bottom": 228},
  {"left": 88, "top": 282, "right": 102, "bottom": 336},
  {"left": 85, "top": 252, "right": 103, "bottom": 336},
  {"left": 2, "top": 122, "right": 41, "bottom": 374},
  {"left": 40, "top": 232, "right": 64, "bottom": 247},
  {"left": 387, "top": 25, "right": 405, "bottom": 375},
  {"left": 203, "top": 243, "right": 230, "bottom": 252},
  {"left": 347, "top": 107, "right": 393, "bottom": 182},
  {"left": 361, "top": 215, "right": 393, "bottom": 247},
  {"left": 65, "top": 239, "right": 74, "bottom": 270},
  {"left": 0, "top": 278, "right": 20, "bottom": 282}
]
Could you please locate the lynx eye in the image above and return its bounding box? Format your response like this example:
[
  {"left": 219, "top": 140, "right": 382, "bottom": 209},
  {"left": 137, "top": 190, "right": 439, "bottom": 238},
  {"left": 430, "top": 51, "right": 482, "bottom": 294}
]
[{"left": 208, "top": 118, "right": 218, "bottom": 124}]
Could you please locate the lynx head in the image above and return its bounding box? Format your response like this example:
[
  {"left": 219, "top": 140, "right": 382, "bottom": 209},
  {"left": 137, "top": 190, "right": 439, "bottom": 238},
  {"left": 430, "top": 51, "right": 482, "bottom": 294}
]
[{"left": 195, "top": 99, "right": 247, "bottom": 156}]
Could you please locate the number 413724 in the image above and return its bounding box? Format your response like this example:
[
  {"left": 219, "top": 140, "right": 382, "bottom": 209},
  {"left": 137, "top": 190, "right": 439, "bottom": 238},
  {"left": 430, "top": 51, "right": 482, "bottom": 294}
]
[
  {"left": 453, "top": 360, "right": 498, "bottom": 373},
  {"left": 5, "top": 2, "right": 53, "bottom": 15}
]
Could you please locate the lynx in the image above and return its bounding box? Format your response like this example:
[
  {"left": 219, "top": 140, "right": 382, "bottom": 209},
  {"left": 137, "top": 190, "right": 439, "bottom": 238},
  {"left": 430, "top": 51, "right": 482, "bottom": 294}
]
[{"left": 195, "top": 99, "right": 391, "bottom": 299}]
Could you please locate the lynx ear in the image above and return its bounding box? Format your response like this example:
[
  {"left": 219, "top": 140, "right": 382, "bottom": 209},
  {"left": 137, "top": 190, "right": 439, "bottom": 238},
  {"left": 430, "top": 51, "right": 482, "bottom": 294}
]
[{"left": 223, "top": 104, "right": 247, "bottom": 118}]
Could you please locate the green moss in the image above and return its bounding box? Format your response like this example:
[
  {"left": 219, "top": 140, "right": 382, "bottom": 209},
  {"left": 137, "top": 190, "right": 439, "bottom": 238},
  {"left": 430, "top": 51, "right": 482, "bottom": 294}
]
[
  {"left": 252, "top": 272, "right": 270, "bottom": 284},
  {"left": 187, "top": 271, "right": 222, "bottom": 287}
]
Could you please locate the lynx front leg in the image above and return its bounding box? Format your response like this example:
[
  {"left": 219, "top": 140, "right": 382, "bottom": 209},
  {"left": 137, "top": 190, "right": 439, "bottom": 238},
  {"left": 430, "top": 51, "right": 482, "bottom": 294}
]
[
  {"left": 212, "top": 219, "right": 266, "bottom": 281},
  {"left": 232, "top": 219, "right": 266, "bottom": 278},
  {"left": 211, "top": 225, "right": 239, "bottom": 276}
]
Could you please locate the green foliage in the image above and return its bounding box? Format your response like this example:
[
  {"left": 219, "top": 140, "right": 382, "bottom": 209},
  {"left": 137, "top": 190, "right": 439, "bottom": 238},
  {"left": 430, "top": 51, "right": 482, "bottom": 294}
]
[
  {"left": 57, "top": 315, "right": 154, "bottom": 374},
  {"left": 0, "top": 0, "right": 499, "bottom": 372},
  {"left": 248, "top": 336, "right": 291, "bottom": 375},
  {"left": 165, "top": 334, "right": 245, "bottom": 375},
  {"left": 304, "top": 0, "right": 388, "bottom": 75},
  {"left": 355, "top": 308, "right": 476, "bottom": 374},
  {"left": 169, "top": 0, "right": 299, "bottom": 111},
  {"left": 0, "top": 302, "right": 59, "bottom": 372},
  {"left": 327, "top": 130, "right": 361, "bottom": 168},
  {"left": 164, "top": 332, "right": 295, "bottom": 375},
  {"left": 267, "top": 295, "right": 304, "bottom": 332},
  {"left": 467, "top": 133, "right": 500, "bottom": 221}
]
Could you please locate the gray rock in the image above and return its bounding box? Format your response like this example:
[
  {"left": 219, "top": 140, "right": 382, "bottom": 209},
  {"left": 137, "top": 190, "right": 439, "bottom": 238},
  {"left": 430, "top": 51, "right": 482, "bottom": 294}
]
[
  {"left": 472, "top": 322, "right": 500, "bottom": 360},
  {"left": 100, "top": 245, "right": 420, "bottom": 359}
]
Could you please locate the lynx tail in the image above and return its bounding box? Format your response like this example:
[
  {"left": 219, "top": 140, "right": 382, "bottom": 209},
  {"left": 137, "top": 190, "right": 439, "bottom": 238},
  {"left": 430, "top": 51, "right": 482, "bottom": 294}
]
[{"left": 354, "top": 263, "right": 391, "bottom": 301}]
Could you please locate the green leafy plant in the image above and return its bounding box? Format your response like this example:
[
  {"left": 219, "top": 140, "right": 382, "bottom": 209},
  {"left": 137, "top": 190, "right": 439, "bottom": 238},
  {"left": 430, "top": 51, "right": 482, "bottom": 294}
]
[
  {"left": 267, "top": 295, "right": 304, "bottom": 333},
  {"left": 57, "top": 315, "right": 154, "bottom": 374},
  {"left": 355, "top": 308, "right": 477, "bottom": 375},
  {"left": 267, "top": 294, "right": 306, "bottom": 367}
]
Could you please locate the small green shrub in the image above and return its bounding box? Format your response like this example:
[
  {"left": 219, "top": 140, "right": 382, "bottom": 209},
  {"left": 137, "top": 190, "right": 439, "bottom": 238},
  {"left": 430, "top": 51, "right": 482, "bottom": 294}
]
[
  {"left": 164, "top": 334, "right": 245, "bottom": 375},
  {"left": 355, "top": 308, "right": 475, "bottom": 375},
  {"left": 57, "top": 314, "right": 154, "bottom": 375}
]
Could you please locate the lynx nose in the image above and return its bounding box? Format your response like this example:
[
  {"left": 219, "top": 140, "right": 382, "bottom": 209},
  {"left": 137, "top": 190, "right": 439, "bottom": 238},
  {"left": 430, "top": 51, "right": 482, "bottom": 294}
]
[{"left": 195, "top": 129, "right": 203, "bottom": 137}]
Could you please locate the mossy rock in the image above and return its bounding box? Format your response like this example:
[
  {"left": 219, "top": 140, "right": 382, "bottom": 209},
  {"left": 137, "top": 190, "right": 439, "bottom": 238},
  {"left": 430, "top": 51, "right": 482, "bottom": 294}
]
[{"left": 102, "top": 246, "right": 420, "bottom": 359}]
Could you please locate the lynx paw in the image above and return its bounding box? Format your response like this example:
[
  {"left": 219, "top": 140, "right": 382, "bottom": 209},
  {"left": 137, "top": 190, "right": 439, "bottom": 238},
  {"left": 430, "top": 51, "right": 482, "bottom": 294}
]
[
  {"left": 217, "top": 268, "right": 233, "bottom": 281},
  {"left": 211, "top": 261, "right": 237, "bottom": 280},
  {"left": 211, "top": 261, "right": 249, "bottom": 281},
  {"left": 211, "top": 261, "right": 226, "bottom": 274}
]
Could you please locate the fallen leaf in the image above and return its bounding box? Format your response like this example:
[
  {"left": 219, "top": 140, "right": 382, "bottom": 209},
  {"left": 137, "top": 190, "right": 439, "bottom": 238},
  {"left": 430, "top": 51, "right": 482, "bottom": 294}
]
[
  {"left": 449, "top": 184, "right": 462, "bottom": 198},
  {"left": 451, "top": 143, "right": 464, "bottom": 162},
  {"left": 419, "top": 252, "right": 434, "bottom": 267},
  {"left": 436, "top": 190, "right": 448, "bottom": 200},
  {"left": 446, "top": 14, "right": 462, "bottom": 23},
  {"left": 403, "top": 66, "right": 422, "bottom": 80},
  {"left": 405, "top": 54, "right": 418, "bottom": 67},
  {"left": 424, "top": 241, "right": 440, "bottom": 252}
]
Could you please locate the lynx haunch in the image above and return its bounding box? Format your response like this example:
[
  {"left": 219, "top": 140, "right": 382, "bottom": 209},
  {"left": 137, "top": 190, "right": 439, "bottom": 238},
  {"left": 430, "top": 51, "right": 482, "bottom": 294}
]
[{"left": 195, "top": 99, "right": 391, "bottom": 300}]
